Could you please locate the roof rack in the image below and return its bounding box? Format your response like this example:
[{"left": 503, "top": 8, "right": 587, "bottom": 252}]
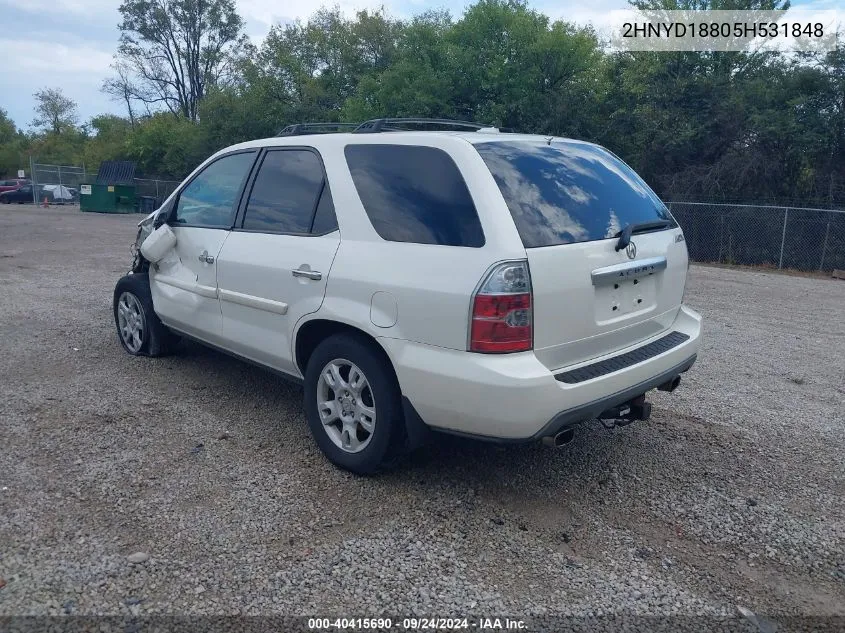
[
  {"left": 278, "top": 122, "right": 359, "bottom": 136},
  {"left": 354, "top": 118, "right": 499, "bottom": 133}
]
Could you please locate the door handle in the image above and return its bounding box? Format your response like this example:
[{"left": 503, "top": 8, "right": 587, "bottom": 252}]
[
  {"left": 198, "top": 250, "right": 215, "bottom": 264},
  {"left": 292, "top": 268, "right": 322, "bottom": 281}
]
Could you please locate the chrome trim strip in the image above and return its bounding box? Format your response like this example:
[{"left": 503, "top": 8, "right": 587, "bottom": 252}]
[
  {"left": 219, "top": 288, "right": 289, "bottom": 315},
  {"left": 155, "top": 274, "right": 218, "bottom": 299},
  {"left": 591, "top": 256, "right": 667, "bottom": 286}
]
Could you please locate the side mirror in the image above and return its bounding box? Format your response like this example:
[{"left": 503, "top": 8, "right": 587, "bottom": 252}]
[
  {"left": 140, "top": 224, "right": 177, "bottom": 263},
  {"left": 153, "top": 201, "right": 174, "bottom": 228}
]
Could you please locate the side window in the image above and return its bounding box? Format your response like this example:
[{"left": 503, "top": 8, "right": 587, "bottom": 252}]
[
  {"left": 310, "top": 184, "right": 338, "bottom": 234},
  {"left": 344, "top": 144, "right": 485, "bottom": 247},
  {"left": 242, "top": 150, "right": 325, "bottom": 234},
  {"left": 174, "top": 152, "right": 256, "bottom": 228}
]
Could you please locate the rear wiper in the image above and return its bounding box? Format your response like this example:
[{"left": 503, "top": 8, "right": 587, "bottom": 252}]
[{"left": 614, "top": 220, "right": 673, "bottom": 252}]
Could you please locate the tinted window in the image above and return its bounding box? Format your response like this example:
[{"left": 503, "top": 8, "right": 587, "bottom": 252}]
[
  {"left": 475, "top": 141, "right": 676, "bottom": 248},
  {"left": 242, "top": 150, "right": 324, "bottom": 233},
  {"left": 345, "top": 145, "right": 484, "bottom": 247},
  {"left": 311, "top": 184, "right": 338, "bottom": 234},
  {"left": 174, "top": 152, "right": 255, "bottom": 228}
]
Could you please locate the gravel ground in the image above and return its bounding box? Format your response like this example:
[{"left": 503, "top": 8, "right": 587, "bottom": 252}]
[{"left": 1, "top": 207, "right": 843, "bottom": 630}]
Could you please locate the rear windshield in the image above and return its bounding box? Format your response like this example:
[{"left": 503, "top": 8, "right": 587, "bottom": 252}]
[{"left": 475, "top": 141, "right": 675, "bottom": 248}]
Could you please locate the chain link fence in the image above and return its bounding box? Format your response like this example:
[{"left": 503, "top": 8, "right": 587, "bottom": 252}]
[
  {"left": 30, "top": 161, "right": 87, "bottom": 205},
  {"left": 666, "top": 202, "right": 845, "bottom": 273},
  {"left": 133, "top": 178, "right": 181, "bottom": 203},
  {"left": 27, "top": 160, "right": 180, "bottom": 210}
]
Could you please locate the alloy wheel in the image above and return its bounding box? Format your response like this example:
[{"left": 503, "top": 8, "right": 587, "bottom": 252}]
[
  {"left": 117, "top": 292, "right": 145, "bottom": 353},
  {"left": 316, "top": 358, "right": 376, "bottom": 453}
]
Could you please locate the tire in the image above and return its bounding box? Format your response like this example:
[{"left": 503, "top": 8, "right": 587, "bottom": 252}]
[
  {"left": 304, "top": 333, "right": 406, "bottom": 475},
  {"left": 113, "top": 273, "right": 179, "bottom": 357}
]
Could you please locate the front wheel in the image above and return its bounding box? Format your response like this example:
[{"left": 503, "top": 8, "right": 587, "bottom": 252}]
[
  {"left": 304, "top": 334, "right": 406, "bottom": 474},
  {"left": 113, "top": 273, "right": 179, "bottom": 357}
]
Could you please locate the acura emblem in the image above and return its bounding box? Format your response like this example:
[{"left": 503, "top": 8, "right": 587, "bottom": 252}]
[{"left": 626, "top": 241, "right": 637, "bottom": 259}]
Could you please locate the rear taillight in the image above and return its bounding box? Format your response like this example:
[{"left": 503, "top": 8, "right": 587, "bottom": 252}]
[{"left": 469, "top": 261, "right": 532, "bottom": 353}]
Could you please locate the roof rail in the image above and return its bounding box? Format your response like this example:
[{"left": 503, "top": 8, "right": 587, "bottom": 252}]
[
  {"left": 354, "top": 118, "right": 500, "bottom": 133},
  {"left": 277, "top": 122, "right": 359, "bottom": 136}
]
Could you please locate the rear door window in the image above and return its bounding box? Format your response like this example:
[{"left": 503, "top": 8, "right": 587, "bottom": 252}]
[
  {"left": 344, "top": 144, "right": 484, "bottom": 247},
  {"left": 475, "top": 141, "right": 675, "bottom": 248},
  {"left": 310, "top": 184, "right": 338, "bottom": 235},
  {"left": 241, "top": 150, "right": 327, "bottom": 234}
]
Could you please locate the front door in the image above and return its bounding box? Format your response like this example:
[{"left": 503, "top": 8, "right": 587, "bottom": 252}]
[
  {"left": 216, "top": 148, "right": 340, "bottom": 375},
  {"left": 149, "top": 150, "right": 257, "bottom": 344}
]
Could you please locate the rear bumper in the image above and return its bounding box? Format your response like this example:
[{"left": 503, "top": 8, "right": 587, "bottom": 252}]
[
  {"left": 533, "top": 354, "right": 695, "bottom": 440},
  {"left": 379, "top": 305, "right": 701, "bottom": 441}
]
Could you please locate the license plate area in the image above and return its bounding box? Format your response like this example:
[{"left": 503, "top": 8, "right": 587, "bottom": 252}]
[{"left": 594, "top": 274, "right": 657, "bottom": 322}]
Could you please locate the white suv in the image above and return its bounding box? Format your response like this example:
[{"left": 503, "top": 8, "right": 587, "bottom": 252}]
[{"left": 113, "top": 119, "right": 701, "bottom": 474}]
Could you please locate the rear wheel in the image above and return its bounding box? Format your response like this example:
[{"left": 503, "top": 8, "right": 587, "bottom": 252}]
[
  {"left": 113, "top": 273, "right": 179, "bottom": 357},
  {"left": 304, "top": 334, "right": 405, "bottom": 474}
]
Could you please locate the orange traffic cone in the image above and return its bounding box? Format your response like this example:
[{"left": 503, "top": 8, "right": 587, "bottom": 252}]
[{"left": 41, "top": 196, "right": 49, "bottom": 208}]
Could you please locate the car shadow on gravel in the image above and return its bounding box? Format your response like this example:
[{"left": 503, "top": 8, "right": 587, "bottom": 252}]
[{"left": 163, "top": 338, "right": 658, "bottom": 489}]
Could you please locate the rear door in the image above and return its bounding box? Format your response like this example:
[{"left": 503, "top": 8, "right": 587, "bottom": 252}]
[
  {"left": 215, "top": 148, "right": 340, "bottom": 375},
  {"left": 150, "top": 150, "right": 257, "bottom": 344},
  {"left": 475, "top": 140, "right": 688, "bottom": 370}
]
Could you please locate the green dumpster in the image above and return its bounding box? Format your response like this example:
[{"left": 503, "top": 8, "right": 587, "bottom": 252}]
[
  {"left": 79, "top": 160, "right": 139, "bottom": 213},
  {"left": 79, "top": 183, "right": 137, "bottom": 213}
]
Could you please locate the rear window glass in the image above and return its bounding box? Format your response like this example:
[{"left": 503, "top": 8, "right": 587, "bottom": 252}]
[
  {"left": 344, "top": 144, "right": 484, "bottom": 247},
  {"left": 475, "top": 141, "right": 675, "bottom": 248}
]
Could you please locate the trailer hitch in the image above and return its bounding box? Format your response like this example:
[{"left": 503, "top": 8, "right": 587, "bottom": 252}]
[{"left": 598, "top": 395, "right": 652, "bottom": 430}]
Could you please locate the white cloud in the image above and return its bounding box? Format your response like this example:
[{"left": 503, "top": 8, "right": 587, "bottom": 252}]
[
  {"left": 1, "top": 0, "right": 116, "bottom": 12},
  {"left": 238, "top": 0, "right": 412, "bottom": 39},
  {"left": 0, "top": 39, "right": 113, "bottom": 75}
]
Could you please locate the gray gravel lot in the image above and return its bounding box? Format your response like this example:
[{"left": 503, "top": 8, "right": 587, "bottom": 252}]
[{"left": 1, "top": 206, "right": 844, "bottom": 628}]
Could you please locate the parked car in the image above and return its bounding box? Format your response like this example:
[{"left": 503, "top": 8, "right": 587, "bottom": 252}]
[
  {"left": 113, "top": 118, "right": 702, "bottom": 474},
  {"left": 0, "top": 178, "right": 31, "bottom": 194},
  {"left": 0, "top": 184, "right": 33, "bottom": 204}
]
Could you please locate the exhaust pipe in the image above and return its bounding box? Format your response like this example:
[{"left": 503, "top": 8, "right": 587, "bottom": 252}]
[
  {"left": 542, "top": 428, "right": 575, "bottom": 448},
  {"left": 658, "top": 375, "right": 681, "bottom": 393}
]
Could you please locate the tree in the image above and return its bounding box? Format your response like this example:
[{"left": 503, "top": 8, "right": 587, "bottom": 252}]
[
  {"left": 124, "top": 112, "right": 204, "bottom": 177},
  {"left": 0, "top": 108, "right": 17, "bottom": 145},
  {"left": 255, "top": 8, "right": 403, "bottom": 121},
  {"left": 82, "top": 115, "right": 134, "bottom": 172},
  {"left": 102, "top": 61, "right": 142, "bottom": 126},
  {"left": 0, "top": 108, "right": 26, "bottom": 177},
  {"left": 32, "top": 88, "right": 78, "bottom": 134},
  {"left": 112, "top": 0, "right": 250, "bottom": 121}
]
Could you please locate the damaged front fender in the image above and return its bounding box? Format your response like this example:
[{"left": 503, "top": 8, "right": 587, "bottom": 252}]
[{"left": 130, "top": 209, "right": 165, "bottom": 274}]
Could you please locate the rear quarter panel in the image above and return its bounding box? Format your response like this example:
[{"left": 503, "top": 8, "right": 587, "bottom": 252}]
[{"left": 316, "top": 135, "right": 526, "bottom": 351}]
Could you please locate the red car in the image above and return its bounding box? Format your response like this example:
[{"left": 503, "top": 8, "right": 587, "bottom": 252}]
[{"left": 0, "top": 178, "right": 31, "bottom": 194}]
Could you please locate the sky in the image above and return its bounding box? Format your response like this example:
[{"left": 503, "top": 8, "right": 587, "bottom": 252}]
[{"left": 0, "top": 0, "right": 838, "bottom": 130}]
